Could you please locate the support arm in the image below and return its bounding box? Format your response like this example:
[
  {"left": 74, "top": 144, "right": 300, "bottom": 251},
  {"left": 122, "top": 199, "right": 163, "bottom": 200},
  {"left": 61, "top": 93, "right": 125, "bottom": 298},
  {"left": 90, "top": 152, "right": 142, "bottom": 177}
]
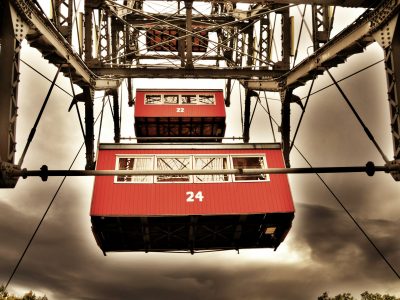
[{"left": 0, "top": 0, "right": 21, "bottom": 188}]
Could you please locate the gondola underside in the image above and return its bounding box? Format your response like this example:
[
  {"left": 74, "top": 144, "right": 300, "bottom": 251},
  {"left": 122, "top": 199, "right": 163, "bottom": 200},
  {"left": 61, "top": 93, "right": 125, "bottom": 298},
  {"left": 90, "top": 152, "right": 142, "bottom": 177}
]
[{"left": 91, "top": 212, "right": 294, "bottom": 254}]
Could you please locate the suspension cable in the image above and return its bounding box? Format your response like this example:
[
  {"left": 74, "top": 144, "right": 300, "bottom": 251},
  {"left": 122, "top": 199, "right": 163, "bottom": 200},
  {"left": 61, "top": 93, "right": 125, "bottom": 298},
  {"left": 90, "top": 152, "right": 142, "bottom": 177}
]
[
  {"left": 239, "top": 84, "right": 244, "bottom": 132},
  {"left": 18, "top": 65, "right": 61, "bottom": 167},
  {"left": 263, "top": 91, "right": 276, "bottom": 142},
  {"left": 301, "top": 59, "right": 383, "bottom": 101},
  {"left": 20, "top": 59, "right": 72, "bottom": 97},
  {"left": 97, "top": 93, "right": 107, "bottom": 150},
  {"left": 290, "top": 78, "right": 315, "bottom": 152},
  {"left": 292, "top": 143, "right": 400, "bottom": 280},
  {"left": 255, "top": 99, "right": 400, "bottom": 280},
  {"left": 293, "top": 5, "right": 307, "bottom": 67},
  {"left": 4, "top": 97, "right": 112, "bottom": 290},
  {"left": 287, "top": 59, "right": 384, "bottom": 155},
  {"left": 68, "top": 69, "right": 86, "bottom": 140},
  {"left": 326, "top": 69, "right": 390, "bottom": 163},
  {"left": 249, "top": 94, "right": 259, "bottom": 126}
]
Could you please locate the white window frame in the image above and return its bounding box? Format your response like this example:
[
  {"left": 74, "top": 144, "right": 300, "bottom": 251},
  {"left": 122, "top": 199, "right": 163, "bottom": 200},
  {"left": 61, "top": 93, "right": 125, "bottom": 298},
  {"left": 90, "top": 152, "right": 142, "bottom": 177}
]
[
  {"left": 144, "top": 94, "right": 163, "bottom": 105},
  {"left": 114, "top": 155, "right": 155, "bottom": 184},
  {"left": 114, "top": 153, "right": 270, "bottom": 184},
  {"left": 193, "top": 155, "right": 230, "bottom": 183},
  {"left": 155, "top": 154, "right": 192, "bottom": 183},
  {"left": 230, "top": 154, "right": 270, "bottom": 182},
  {"left": 143, "top": 93, "right": 216, "bottom": 105}
]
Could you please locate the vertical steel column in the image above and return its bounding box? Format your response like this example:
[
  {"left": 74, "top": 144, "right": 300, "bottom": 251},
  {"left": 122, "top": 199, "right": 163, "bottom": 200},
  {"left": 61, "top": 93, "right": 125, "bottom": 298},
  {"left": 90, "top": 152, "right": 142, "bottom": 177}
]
[
  {"left": 125, "top": 22, "right": 137, "bottom": 63},
  {"left": 83, "top": 87, "right": 95, "bottom": 170},
  {"left": 235, "top": 30, "right": 245, "bottom": 67},
  {"left": 382, "top": 16, "right": 400, "bottom": 180},
  {"left": 312, "top": 5, "right": 331, "bottom": 51},
  {"left": 225, "top": 79, "right": 232, "bottom": 107},
  {"left": 111, "top": 16, "right": 118, "bottom": 66},
  {"left": 98, "top": 9, "right": 111, "bottom": 63},
  {"left": 246, "top": 23, "right": 255, "bottom": 67},
  {"left": 54, "top": 0, "right": 73, "bottom": 43},
  {"left": 84, "top": 0, "right": 93, "bottom": 63},
  {"left": 259, "top": 16, "right": 271, "bottom": 68},
  {"left": 110, "top": 89, "right": 120, "bottom": 143},
  {"left": 281, "top": 88, "right": 293, "bottom": 167},
  {"left": 243, "top": 89, "right": 257, "bottom": 143},
  {"left": 0, "top": 1, "right": 20, "bottom": 188},
  {"left": 275, "top": 7, "right": 290, "bottom": 70},
  {"left": 127, "top": 78, "right": 134, "bottom": 106},
  {"left": 185, "top": 0, "right": 193, "bottom": 69}
]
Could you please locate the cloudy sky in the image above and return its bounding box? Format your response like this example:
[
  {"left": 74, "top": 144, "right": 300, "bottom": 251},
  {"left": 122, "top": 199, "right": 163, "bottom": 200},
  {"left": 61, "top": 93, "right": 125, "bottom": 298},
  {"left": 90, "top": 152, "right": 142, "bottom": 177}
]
[{"left": 1, "top": 4, "right": 400, "bottom": 300}]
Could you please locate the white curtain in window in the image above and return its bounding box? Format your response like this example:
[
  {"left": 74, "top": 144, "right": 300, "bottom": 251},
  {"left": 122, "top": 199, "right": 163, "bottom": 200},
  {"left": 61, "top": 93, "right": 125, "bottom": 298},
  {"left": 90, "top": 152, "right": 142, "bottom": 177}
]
[{"left": 132, "top": 158, "right": 153, "bottom": 183}]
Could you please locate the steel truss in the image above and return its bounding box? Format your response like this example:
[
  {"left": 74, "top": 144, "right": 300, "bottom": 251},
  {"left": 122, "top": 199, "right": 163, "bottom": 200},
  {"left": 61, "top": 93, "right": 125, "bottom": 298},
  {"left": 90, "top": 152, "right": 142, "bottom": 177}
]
[
  {"left": 0, "top": 1, "right": 22, "bottom": 188},
  {"left": 2, "top": 0, "right": 400, "bottom": 187}
]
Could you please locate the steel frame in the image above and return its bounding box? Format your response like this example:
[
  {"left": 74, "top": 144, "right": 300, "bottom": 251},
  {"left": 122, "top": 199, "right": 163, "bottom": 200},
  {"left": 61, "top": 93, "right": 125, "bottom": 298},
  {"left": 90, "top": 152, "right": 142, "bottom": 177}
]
[
  {"left": 2, "top": 0, "right": 400, "bottom": 186},
  {"left": 0, "top": 1, "right": 21, "bottom": 188},
  {"left": 380, "top": 16, "right": 400, "bottom": 180}
]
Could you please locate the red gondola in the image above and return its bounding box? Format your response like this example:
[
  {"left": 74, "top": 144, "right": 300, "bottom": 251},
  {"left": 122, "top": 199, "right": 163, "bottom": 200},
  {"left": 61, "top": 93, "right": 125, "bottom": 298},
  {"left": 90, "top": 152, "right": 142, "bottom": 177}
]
[
  {"left": 91, "top": 143, "right": 295, "bottom": 254},
  {"left": 146, "top": 27, "right": 208, "bottom": 52},
  {"left": 134, "top": 89, "right": 226, "bottom": 142}
]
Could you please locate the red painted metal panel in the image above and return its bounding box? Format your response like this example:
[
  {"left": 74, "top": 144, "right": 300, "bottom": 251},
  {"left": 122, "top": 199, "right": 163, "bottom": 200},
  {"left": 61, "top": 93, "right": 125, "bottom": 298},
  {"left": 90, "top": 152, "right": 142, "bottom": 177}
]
[
  {"left": 134, "top": 89, "right": 226, "bottom": 118},
  {"left": 91, "top": 145, "right": 295, "bottom": 217},
  {"left": 146, "top": 28, "right": 208, "bottom": 52}
]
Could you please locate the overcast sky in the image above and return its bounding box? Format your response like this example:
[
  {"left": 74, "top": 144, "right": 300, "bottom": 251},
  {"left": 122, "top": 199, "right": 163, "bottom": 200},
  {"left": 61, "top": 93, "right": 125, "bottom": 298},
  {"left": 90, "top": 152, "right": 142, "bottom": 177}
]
[{"left": 1, "top": 4, "right": 400, "bottom": 300}]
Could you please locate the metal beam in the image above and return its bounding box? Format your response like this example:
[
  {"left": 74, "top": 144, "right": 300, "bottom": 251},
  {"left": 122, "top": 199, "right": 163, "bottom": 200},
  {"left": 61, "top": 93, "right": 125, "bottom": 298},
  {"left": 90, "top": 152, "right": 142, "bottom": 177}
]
[
  {"left": 275, "top": 6, "right": 291, "bottom": 70},
  {"left": 11, "top": 0, "right": 120, "bottom": 90},
  {"left": 225, "top": 79, "right": 232, "bottom": 107},
  {"left": 312, "top": 4, "right": 332, "bottom": 51},
  {"left": 185, "top": 0, "right": 194, "bottom": 69},
  {"left": 83, "top": 87, "right": 95, "bottom": 170},
  {"left": 93, "top": 67, "right": 285, "bottom": 79},
  {"left": 118, "top": 0, "right": 377, "bottom": 7},
  {"left": 106, "top": 89, "right": 121, "bottom": 143},
  {"left": 0, "top": 0, "right": 20, "bottom": 188},
  {"left": 243, "top": 89, "right": 257, "bottom": 143},
  {"left": 54, "top": 0, "right": 73, "bottom": 43},
  {"left": 9, "top": 162, "right": 400, "bottom": 178},
  {"left": 378, "top": 14, "right": 400, "bottom": 180},
  {"left": 280, "top": 89, "right": 292, "bottom": 167}
]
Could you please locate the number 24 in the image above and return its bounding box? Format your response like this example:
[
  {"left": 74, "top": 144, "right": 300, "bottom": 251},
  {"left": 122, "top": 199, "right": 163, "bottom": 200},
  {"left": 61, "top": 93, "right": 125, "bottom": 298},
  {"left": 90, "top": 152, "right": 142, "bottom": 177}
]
[{"left": 186, "top": 191, "right": 204, "bottom": 202}]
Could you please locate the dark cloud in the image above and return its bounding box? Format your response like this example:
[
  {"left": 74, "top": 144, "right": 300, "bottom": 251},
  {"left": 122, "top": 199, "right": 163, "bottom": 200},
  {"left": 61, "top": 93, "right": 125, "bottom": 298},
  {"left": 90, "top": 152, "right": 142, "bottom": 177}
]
[{"left": 293, "top": 203, "right": 400, "bottom": 283}]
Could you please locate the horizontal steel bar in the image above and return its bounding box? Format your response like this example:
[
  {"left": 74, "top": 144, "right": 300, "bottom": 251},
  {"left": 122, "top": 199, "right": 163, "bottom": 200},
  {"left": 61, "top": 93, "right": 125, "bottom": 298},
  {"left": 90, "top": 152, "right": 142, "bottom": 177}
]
[
  {"left": 93, "top": 67, "right": 284, "bottom": 79},
  {"left": 9, "top": 162, "right": 398, "bottom": 179},
  {"left": 98, "top": 142, "right": 281, "bottom": 150},
  {"left": 110, "top": 0, "right": 377, "bottom": 6},
  {"left": 120, "top": 137, "right": 243, "bottom": 140}
]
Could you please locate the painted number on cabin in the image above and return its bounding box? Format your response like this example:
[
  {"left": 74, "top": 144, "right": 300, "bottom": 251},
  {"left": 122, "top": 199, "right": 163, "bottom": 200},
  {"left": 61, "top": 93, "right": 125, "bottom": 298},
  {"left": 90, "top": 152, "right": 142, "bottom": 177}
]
[
  {"left": 186, "top": 191, "right": 204, "bottom": 202},
  {"left": 176, "top": 107, "right": 185, "bottom": 113}
]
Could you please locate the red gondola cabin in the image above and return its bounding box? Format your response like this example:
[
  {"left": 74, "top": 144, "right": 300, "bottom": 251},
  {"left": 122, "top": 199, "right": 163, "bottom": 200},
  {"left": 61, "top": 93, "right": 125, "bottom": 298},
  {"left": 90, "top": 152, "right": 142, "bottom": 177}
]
[
  {"left": 134, "top": 89, "right": 226, "bottom": 142},
  {"left": 146, "top": 26, "right": 208, "bottom": 52},
  {"left": 91, "top": 143, "right": 295, "bottom": 254}
]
